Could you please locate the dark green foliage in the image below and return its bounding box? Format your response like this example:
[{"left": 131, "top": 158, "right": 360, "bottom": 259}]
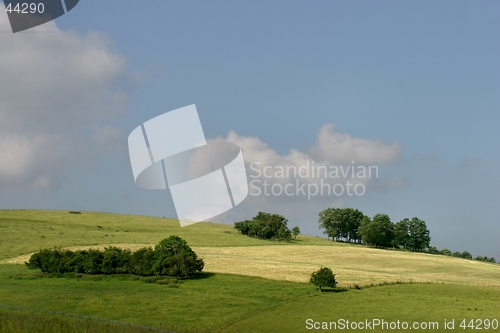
[
  {"left": 429, "top": 247, "right": 494, "bottom": 263},
  {"left": 317, "top": 208, "right": 432, "bottom": 252},
  {"left": 427, "top": 246, "right": 439, "bottom": 254},
  {"left": 318, "top": 208, "right": 366, "bottom": 242},
  {"left": 474, "top": 256, "right": 496, "bottom": 263},
  {"left": 26, "top": 236, "right": 204, "bottom": 278},
  {"left": 291, "top": 226, "right": 300, "bottom": 239},
  {"left": 406, "top": 217, "right": 431, "bottom": 251},
  {"left": 452, "top": 251, "right": 473, "bottom": 260},
  {"left": 461, "top": 251, "right": 472, "bottom": 260},
  {"left": 393, "top": 219, "right": 409, "bottom": 248},
  {"left": 357, "top": 214, "right": 394, "bottom": 247},
  {"left": 439, "top": 248, "right": 452, "bottom": 256},
  {"left": 82, "top": 249, "right": 104, "bottom": 274},
  {"left": 310, "top": 267, "right": 337, "bottom": 292},
  {"left": 101, "top": 247, "right": 131, "bottom": 274},
  {"left": 129, "top": 247, "right": 155, "bottom": 276},
  {"left": 153, "top": 236, "right": 204, "bottom": 277},
  {"left": 234, "top": 212, "right": 292, "bottom": 241}
]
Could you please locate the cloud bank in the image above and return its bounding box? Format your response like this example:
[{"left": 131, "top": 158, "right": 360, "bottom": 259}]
[{"left": 0, "top": 14, "right": 128, "bottom": 189}]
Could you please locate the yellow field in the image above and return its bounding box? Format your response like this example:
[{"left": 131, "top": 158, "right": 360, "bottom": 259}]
[
  {"left": 194, "top": 245, "right": 500, "bottom": 287},
  {"left": 4, "top": 243, "right": 500, "bottom": 288}
]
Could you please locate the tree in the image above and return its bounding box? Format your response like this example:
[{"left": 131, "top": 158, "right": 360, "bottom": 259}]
[
  {"left": 26, "top": 237, "right": 204, "bottom": 278},
  {"left": 439, "top": 248, "right": 452, "bottom": 256},
  {"left": 474, "top": 256, "right": 496, "bottom": 263},
  {"left": 310, "top": 267, "right": 337, "bottom": 292},
  {"left": 130, "top": 247, "right": 155, "bottom": 276},
  {"left": 461, "top": 251, "right": 472, "bottom": 260},
  {"left": 427, "top": 246, "right": 439, "bottom": 254},
  {"left": 358, "top": 214, "right": 394, "bottom": 247},
  {"left": 292, "top": 226, "right": 300, "bottom": 239},
  {"left": 318, "top": 208, "right": 366, "bottom": 242},
  {"left": 101, "top": 247, "right": 131, "bottom": 274},
  {"left": 235, "top": 212, "right": 292, "bottom": 241},
  {"left": 406, "top": 217, "right": 431, "bottom": 251},
  {"left": 153, "top": 236, "right": 204, "bottom": 277},
  {"left": 393, "top": 219, "right": 409, "bottom": 248}
]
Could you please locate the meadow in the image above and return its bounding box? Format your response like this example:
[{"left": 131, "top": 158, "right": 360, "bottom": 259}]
[{"left": 0, "top": 210, "right": 499, "bottom": 332}]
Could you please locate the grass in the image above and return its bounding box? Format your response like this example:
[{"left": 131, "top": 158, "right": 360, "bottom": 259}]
[
  {"left": 2, "top": 210, "right": 499, "bottom": 289},
  {"left": 0, "top": 265, "right": 313, "bottom": 333},
  {"left": 224, "top": 283, "right": 500, "bottom": 333},
  {"left": 0, "top": 265, "right": 499, "bottom": 333},
  {"left": 193, "top": 245, "right": 500, "bottom": 287},
  {"left": 0, "top": 209, "right": 331, "bottom": 260},
  {"left": 0, "top": 209, "right": 499, "bottom": 332},
  {"left": 0, "top": 307, "right": 170, "bottom": 333}
]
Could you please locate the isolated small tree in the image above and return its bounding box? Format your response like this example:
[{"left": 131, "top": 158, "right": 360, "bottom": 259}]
[
  {"left": 310, "top": 267, "right": 337, "bottom": 292},
  {"left": 292, "top": 226, "right": 300, "bottom": 239}
]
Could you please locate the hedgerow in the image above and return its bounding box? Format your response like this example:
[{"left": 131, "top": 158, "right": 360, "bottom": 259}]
[{"left": 26, "top": 236, "right": 204, "bottom": 278}]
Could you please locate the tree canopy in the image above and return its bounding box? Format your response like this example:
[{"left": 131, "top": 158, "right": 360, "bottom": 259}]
[
  {"left": 357, "top": 214, "right": 394, "bottom": 247},
  {"left": 26, "top": 236, "right": 204, "bottom": 278},
  {"left": 310, "top": 267, "right": 337, "bottom": 292},
  {"left": 318, "top": 208, "right": 366, "bottom": 243},
  {"left": 234, "top": 212, "right": 292, "bottom": 241}
]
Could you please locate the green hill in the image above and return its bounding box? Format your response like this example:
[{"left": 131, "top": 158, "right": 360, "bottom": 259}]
[{"left": 0, "top": 210, "right": 499, "bottom": 333}]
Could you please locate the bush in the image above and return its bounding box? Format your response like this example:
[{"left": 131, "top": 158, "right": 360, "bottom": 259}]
[
  {"left": 439, "top": 248, "right": 452, "bottom": 256},
  {"left": 310, "top": 267, "right": 337, "bottom": 292},
  {"left": 101, "top": 247, "right": 131, "bottom": 274},
  {"left": 234, "top": 212, "right": 292, "bottom": 241},
  {"left": 130, "top": 247, "right": 155, "bottom": 276},
  {"left": 153, "top": 236, "right": 204, "bottom": 277},
  {"left": 474, "top": 256, "right": 496, "bottom": 263},
  {"left": 26, "top": 236, "right": 204, "bottom": 278}
]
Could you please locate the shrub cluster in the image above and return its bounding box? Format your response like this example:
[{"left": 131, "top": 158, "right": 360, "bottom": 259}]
[
  {"left": 234, "top": 212, "right": 292, "bottom": 240},
  {"left": 427, "top": 247, "right": 496, "bottom": 263},
  {"left": 25, "top": 236, "right": 204, "bottom": 278},
  {"left": 474, "top": 256, "right": 496, "bottom": 263}
]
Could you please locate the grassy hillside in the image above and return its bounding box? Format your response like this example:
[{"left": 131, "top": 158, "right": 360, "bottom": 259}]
[
  {"left": 0, "top": 210, "right": 499, "bottom": 332},
  {"left": 0, "top": 209, "right": 331, "bottom": 260},
  {"left": 1, "top": 210, "right": 499, "bottom": 288},
  {"left": 225, "top": 283, "right": 500, "bottom": 333},
  {"left": 195, "top": 245, "right": 500, "bottom": 287},
  {"left": 1, "top": 265, "right": 499, "bottom": 333}
]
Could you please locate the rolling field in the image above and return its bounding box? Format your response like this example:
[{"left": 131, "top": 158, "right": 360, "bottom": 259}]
[{"left": 0, "top": 210, "right": 499, "bottom": 332}]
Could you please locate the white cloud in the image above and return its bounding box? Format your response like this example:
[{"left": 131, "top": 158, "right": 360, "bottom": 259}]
[
  {"left": 217, "top": 125, "right": 402, "bottom": 183},
  {"left": 307, "top": 124, "right": 402, "bottom": 164},
  {"left": 206, "top": 125, "right": 402, "bottom": 212},
  {"left": 0, "top": 13, "right": 128, "bottom": 189},
  {"left": 207, "top": 126, "right": 405, "bottom": 228}
]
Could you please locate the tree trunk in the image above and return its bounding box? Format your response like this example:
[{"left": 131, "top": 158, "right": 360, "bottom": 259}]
[{"left": 319, "top": 286, "right": 322, "bottom": 292}]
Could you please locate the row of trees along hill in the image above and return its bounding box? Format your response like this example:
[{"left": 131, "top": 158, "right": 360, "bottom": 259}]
[
  {"left": 427, "top": 247, "right": 496, "bottom": 263},
  {"left": 26, "top": 236, "right": 204, "bottom": 278},
  {"left": 319, "top": 208, "right": 431, "bottom": 251},
  {"left": 234, "top": 212, "right": 300, "bottom": 241}
]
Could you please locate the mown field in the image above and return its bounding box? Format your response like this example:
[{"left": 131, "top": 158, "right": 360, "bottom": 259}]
[{"left": 0, "top": 210, "right": 499, "bottom": 332}]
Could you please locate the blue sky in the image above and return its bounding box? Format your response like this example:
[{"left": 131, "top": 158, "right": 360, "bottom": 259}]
[{"left": 0, "top": 1, "right": 498, "bottom": 258}]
